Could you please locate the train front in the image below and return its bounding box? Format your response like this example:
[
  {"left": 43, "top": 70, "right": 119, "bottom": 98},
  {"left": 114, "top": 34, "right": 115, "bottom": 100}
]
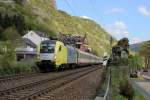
[{"left": 37, "top": 40, "right": 56, "bottom": 72}]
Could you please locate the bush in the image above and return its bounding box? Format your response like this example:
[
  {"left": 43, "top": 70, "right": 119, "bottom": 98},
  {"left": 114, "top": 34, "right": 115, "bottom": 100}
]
[
  {"left": 110, "top": 65, "right": 136, "bottom": 100},
  {"left": 0, "top": 41, "right": 38, "bottom": 76},
  {"left": 119, "top": 79, "right": 134, "bottom": 100},
  {"left": 1, "top": 26, "right": 20, "bottom": 41},
  {"left": 0, "top": 60, "right": 38, "bottom": 76},
  {"left": 12, "top": 62, "right": 32, "bottom": 74}
]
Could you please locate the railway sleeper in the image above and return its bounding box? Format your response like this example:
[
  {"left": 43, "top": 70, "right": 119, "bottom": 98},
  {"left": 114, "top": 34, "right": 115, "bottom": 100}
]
[{"left": 21, "top": 68, "right": 99, "bottom": 100}]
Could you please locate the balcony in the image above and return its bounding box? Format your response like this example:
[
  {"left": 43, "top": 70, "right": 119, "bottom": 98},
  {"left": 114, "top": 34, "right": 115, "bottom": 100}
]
[{"left": 16, "top": 47, "right": 37, "bottom": 55}]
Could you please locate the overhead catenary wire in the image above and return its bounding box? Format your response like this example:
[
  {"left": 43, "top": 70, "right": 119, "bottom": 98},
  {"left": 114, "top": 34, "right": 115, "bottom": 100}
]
[
  {"left": 65, "top": 0, "right": 91, "bottom": 41},
  {"left": 88, "top": 0, "right": 102, "bottom": 23},
  {"left": 65, "top": 0, "right": 77, "bottom": 16},
  {"left": 62, "top": 0, "right": 81, "bottom": 35}
]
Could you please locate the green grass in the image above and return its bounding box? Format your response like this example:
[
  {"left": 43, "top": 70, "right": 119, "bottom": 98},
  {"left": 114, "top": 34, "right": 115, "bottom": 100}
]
[
  {"left": 110, "top": 65, "right": 145, "bottom": 100},
  {"left": 0, "top": 60, "right": 38, "bottom": 76},
  {"left": 134, "top": 90, "right": 145, "bottom": 100},
  {"left": 110, "top": 89, "right": 145, "bottom": 100},
  {"left": 131, "top": 77, "right": 145, "bottom": 81},
  {"left": 0, "top": 41, "right": 38, "bottom": 76}
]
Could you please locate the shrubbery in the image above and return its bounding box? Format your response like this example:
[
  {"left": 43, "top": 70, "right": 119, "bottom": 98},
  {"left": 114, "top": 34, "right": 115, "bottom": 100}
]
[
  {"left": 119, "top": 79, "right": 134, "bottom": 100},
  {"left": 0, "top": 60, "right": 38, "bottom": 76},
  {"left": 110, "top": 58, "right": 145, "bottom": 100},
  {"left": 0, "top": 41, "right": 38, "bottom": 76}
]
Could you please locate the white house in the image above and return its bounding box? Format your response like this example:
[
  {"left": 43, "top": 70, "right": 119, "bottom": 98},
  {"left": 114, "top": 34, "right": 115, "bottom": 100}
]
[
  {"left": 16, "top": 31, "right": 49, "bottom": 61},
  {"left": 23, "top": 31, "right": 48, "bottom": 48}
]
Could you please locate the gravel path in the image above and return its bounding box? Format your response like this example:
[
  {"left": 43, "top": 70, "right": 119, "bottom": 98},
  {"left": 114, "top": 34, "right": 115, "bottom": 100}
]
[{"left": 37, "top": 68, "right": 103, "bottom": 100}]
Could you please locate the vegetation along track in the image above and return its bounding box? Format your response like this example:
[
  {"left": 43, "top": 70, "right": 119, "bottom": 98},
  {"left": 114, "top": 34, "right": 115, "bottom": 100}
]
[{"left": 0, "top": 66, "right": 101, "bottom": 100}]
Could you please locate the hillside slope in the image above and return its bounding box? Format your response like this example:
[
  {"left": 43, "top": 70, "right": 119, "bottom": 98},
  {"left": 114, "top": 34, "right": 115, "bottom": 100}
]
[
  {"left": 0, "top": 0, "right": 114, "bottom": 56},
  {"left": 130, "top": 43, "right": 141, "bottom": 52},
  {"left": 130, "top": 40, "right": 150, "bottom": 52}
]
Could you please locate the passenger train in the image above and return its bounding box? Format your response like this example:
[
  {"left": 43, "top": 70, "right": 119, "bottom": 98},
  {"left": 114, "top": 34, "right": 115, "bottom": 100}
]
[{"left": 37, "top": 40, "right": 102, "bottom": 72}]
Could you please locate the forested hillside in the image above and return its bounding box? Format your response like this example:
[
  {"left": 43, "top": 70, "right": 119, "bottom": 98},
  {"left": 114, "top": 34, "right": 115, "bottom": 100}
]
[
  {"left": 130, "top": 40, "right": 150, "bottom": 52},
  {"left": 130, "top": 43, "right": 141, "bottom": 52},
  {"left": 0, "top": 0, "right": 115, "bottom": 56}
]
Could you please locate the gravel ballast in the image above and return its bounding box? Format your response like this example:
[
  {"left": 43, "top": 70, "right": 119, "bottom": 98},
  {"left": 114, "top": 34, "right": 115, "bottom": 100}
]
[{"left": 37, "top": 67, "right": 104, "bottom": 100}]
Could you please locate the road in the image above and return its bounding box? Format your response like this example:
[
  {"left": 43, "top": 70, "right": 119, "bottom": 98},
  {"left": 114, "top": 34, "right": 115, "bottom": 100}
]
[{"left": 132, "top": 71, "right": 150, "bottom": 100}]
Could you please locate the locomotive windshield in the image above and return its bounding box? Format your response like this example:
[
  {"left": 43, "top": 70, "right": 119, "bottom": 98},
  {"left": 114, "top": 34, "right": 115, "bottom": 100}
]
[{"left": 40, "top": 40, "right": 56, "bottom": 53}]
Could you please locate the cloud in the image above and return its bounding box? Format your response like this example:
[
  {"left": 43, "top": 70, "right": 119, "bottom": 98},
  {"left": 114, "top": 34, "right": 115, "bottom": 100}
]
[
  {"left": 105, "top": 8, "right": 126, "bottom": 15},
  {"left": 138, "top": 5, "right": 150, "bottom": 17},
  {"left": 105, "top": 21, "right": 129, "bottom": 39},
  {"left": 131, "top": 37, "right": 141, "bottom": 44},
  {"left": 80, "top": 16, "right": 91, "bottom": 19}
]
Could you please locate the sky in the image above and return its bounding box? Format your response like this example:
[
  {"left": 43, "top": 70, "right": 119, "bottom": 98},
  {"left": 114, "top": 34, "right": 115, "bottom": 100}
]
[{"left": 56, "top": 0, "right": 150, "bottom": 44}]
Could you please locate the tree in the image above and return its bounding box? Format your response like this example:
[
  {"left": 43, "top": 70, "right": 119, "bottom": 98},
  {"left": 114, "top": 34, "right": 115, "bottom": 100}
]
[
  {"left": 0, "top": 13, "right": 2, "bottom": 28},
  {"left": 139, "top": 41, "right": 150, "bottom": 69},
  {"left": 0, "top": 13, "right": 26, "bottom": 37},
  {"left": 0, "top": 41, "right": 16, "bottom": 68},
  {"left": 0, "top": 26, "right": 4, "bottom": 39},
  {"left": 12, "top": 15, "right": 26, "bottom": 35},
  {"left": 1, "top": 27, "right": 20, "bottom": 41},
  {"left": 128, "top": 55, "right": 143, "bottom": 71},
  {"left": 14, "top": 0, "right": 26, "bottom": 5}
]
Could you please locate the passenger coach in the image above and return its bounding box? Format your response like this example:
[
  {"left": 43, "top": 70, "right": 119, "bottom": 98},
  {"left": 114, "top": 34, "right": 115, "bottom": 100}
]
[{"left": 37, "top": 40, "right": 102, "bottom": 72}]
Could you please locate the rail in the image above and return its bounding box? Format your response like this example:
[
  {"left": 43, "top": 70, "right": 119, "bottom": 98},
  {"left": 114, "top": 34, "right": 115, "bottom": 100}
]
[
  {"left": 103, "top": 69, "right": 111, "bottom": 100},
  {"left": 0, "top": 73, "right": 42, "bottom": 83},
  {"left": 0, "top": 66, "right": 100, "bottom": 99},
  {"left": 95, "top": 66, "right": 111, "bottom": 100}
]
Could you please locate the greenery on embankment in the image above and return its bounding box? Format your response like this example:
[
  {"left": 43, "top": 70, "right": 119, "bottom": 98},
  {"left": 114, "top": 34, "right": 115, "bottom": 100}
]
[
  {"left": 110, "top": 59, "right": 145, "bottom": 100},
  {"left": 0, "top": 41, "right": 38, "bottom": 76},
  {"left": 110, "top": 65, "right": 145, "bottom": 100},
  {"left": 130, "top": 40, "right": 150, "bottom": 69},
  {"left": 139, "top": 41, "right": 150, "bottom": 69}
]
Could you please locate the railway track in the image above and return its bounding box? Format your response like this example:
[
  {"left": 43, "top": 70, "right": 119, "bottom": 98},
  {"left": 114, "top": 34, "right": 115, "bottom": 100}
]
[
  {"left": 0, "top": 66, "right": 101, "bottom": 100},
  {"left": 0, "top": 73, "right": 43, "bottom": 83}
]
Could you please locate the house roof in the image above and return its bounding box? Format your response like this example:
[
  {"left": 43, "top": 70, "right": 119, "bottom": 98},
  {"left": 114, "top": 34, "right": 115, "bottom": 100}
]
[{"left": 23, "top": 31, "right": 49, "bottom": 47}]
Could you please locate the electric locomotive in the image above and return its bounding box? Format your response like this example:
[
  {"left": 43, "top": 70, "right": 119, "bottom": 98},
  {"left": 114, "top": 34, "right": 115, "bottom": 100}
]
[{"left": 37, "top": 40, "right": 101, "bottom": 72}]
